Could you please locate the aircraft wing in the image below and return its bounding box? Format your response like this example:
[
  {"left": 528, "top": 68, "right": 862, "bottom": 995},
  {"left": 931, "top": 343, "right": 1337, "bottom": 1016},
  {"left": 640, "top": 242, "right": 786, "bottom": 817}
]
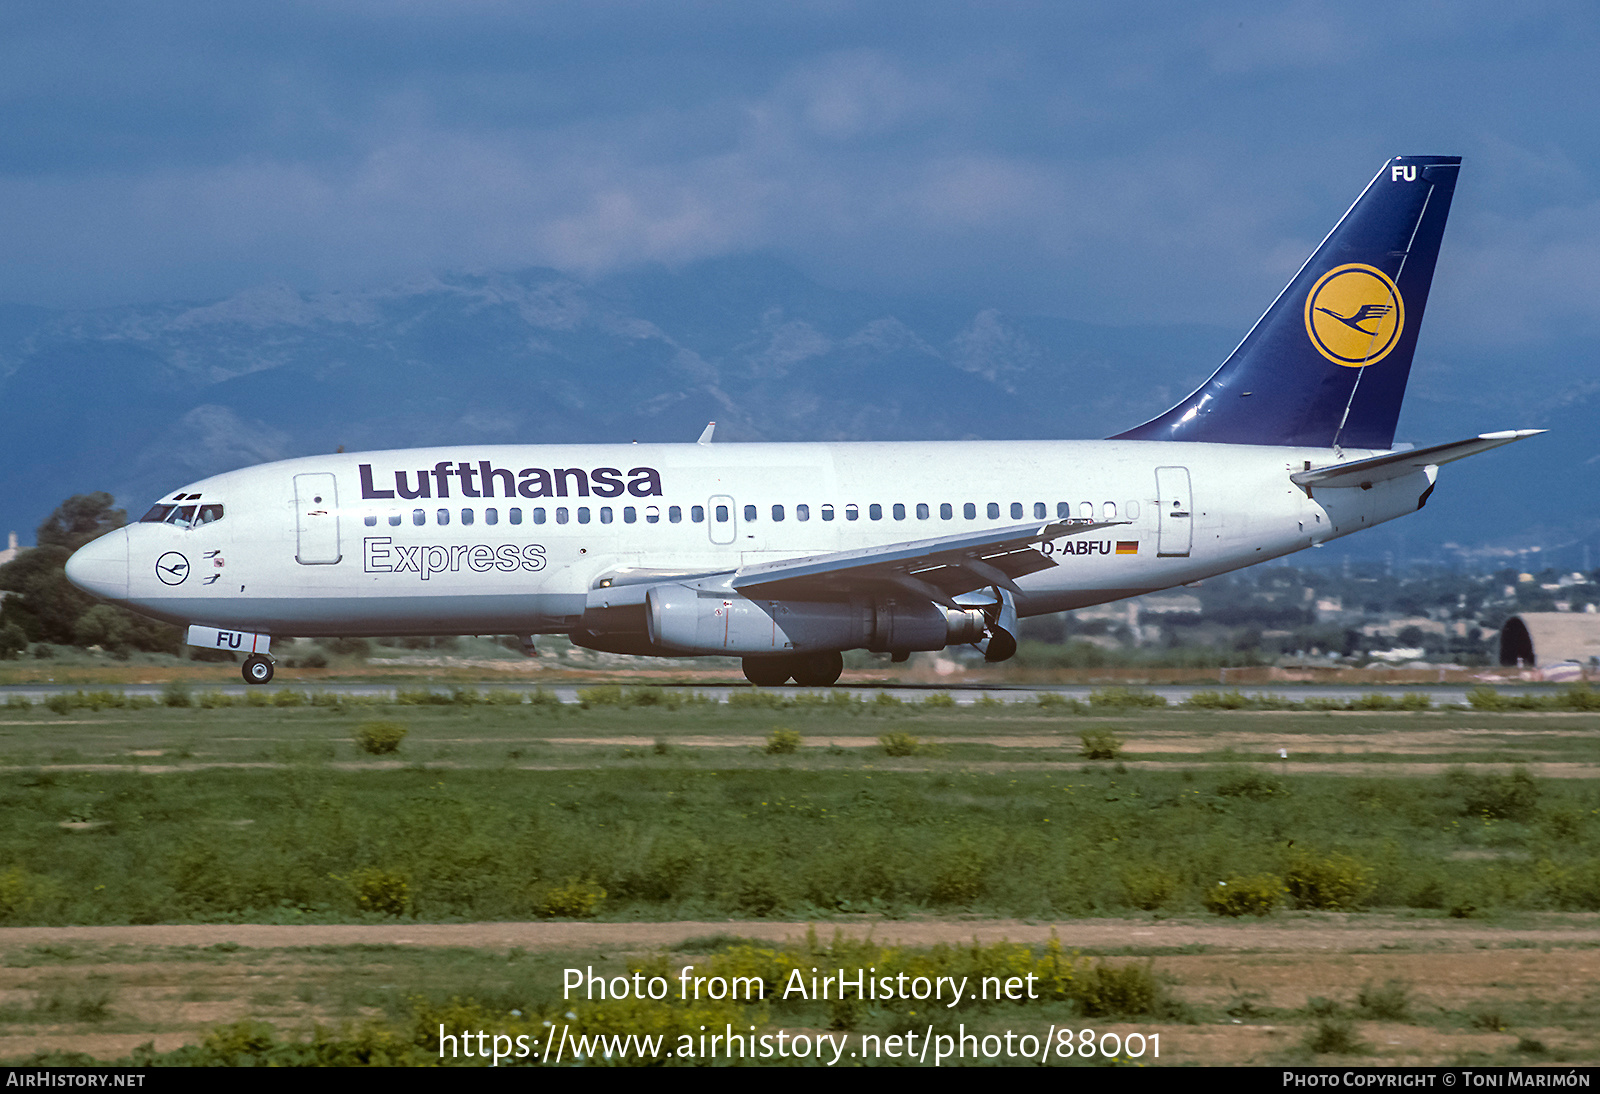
[
  {"left": 730, "top": 519, "right": 1126, "bottom": 606},
  {"left": 1291, "top": 430, "right": 1545, "bottom": 489}
]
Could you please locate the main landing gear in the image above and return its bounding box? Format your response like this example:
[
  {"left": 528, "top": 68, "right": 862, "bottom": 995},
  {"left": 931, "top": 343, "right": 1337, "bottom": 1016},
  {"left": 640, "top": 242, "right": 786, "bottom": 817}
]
[
  {"left": 242, "top": 655, "right": 275, "bottom": 685},
  {"left": 741, "top": 650, "right": 844, "bottom": 688}
]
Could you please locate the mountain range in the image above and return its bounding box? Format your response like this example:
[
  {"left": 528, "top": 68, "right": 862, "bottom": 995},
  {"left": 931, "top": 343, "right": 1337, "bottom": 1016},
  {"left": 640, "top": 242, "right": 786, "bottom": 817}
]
[{"left": 0, "top": 256, "right": 1590, "bottom": 570}]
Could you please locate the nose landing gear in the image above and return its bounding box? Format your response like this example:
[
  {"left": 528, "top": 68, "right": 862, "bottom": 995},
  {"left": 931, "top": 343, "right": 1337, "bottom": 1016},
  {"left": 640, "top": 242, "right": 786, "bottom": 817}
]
[{"left": 242, "top": 654, "right": 275, "bottom": 685}]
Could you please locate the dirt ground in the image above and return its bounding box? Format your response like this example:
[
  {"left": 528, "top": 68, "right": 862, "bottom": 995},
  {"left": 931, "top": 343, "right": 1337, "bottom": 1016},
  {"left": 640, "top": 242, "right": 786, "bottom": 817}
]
[{"left": 0, "top": 914, "right": 1595, "bottom": 1066}]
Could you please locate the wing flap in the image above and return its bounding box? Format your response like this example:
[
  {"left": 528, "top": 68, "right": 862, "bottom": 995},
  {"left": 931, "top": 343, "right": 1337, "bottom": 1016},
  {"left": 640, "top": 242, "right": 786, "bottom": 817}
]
[{"left": 731, "top": 519, "right": 1126, "bottom": 600}]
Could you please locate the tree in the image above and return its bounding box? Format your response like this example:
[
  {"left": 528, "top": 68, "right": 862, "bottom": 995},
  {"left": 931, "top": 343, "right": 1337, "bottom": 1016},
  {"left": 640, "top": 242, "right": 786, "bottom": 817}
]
[
  {"left": 0, "top": 493, "right": 179, "bottom": 654},
  {"left": 35, "top": 492, "right": 125, "bottom": 551}
]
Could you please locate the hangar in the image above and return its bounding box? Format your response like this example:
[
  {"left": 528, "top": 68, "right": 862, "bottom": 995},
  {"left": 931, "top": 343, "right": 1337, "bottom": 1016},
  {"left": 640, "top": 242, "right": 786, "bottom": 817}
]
[{"left": 1498, "top": 613, "right": 1600, "bottom": 669}]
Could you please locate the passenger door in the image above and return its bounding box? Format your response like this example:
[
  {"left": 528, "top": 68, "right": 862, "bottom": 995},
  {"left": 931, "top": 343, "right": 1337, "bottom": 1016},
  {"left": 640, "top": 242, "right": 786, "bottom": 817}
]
[
  {"left": 294, "top": 473, "right": 342, "bottom": 565},
  {"left": 1155, "top": 466, "right": 1192, "bottom": 557}
]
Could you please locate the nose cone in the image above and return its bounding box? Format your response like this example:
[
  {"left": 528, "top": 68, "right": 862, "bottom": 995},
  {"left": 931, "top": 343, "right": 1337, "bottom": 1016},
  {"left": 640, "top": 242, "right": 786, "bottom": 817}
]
[{"left": 65, "top": 528, "right": 130, "bottom": 601}]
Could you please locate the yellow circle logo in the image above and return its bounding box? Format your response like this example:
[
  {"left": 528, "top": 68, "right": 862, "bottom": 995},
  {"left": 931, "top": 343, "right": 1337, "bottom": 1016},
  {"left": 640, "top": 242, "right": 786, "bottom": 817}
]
[{"left": 1303, "top": 263, "right": 1404, "bottom": 367}]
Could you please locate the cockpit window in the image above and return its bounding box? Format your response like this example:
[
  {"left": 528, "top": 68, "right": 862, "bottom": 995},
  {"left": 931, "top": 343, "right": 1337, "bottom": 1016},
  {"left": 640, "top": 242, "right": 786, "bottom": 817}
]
[{"left": 139, "top": 502, "right": 223, "bottom": 528}]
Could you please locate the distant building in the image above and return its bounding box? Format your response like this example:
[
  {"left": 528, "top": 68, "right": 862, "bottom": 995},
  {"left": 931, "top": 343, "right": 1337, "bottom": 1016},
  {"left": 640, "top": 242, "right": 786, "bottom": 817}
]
[
  {"left": 1499, "top": 613, "right": 1600, "bottom": 668},
  {"left": 0, "top": 532, "right": 18, "bottom": 567}
]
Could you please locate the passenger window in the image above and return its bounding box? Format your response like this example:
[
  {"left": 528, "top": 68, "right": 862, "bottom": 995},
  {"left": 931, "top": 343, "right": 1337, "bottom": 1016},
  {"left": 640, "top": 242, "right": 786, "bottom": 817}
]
[
  {"left": 893, "top": 503, "right": 906, "bottom": 520},
  {"left": 461, "top": 509, "right": 474, "bottom": 526},
  {"left": 915, "top": 503, "right": 928, "bottom": 520},
  {"left": 485, "top": 508, "right": 498, "bottom": 525},
  {"left": 940, "top": 503, "right": 953, "bottom": 520},
  {"left": 869, "top": 504, "right": 882, "bottom": 520},
  {"left": 692, "top": 506, "right": 705, "bottom": 523},
  {"left": 1126, "top": 501, "right": 1139, "bottom": 520},
  {"left": 646, "top": 506, "right": 660, "bottom": 524},
  {"left": 1010, "top": 502, "right": 1023, "bottom": 519},
  {"left": 624, "top": 507, "right": 636, "bottom": 524},
  {"left": 822, "top": 504, "right": 834, "bottom": 522},
  {"left": 963, "top": 502, "right": 976, "bottom": 520},
  {"left": 987, "top": 502, "right": 999, "bottom": 519},
  {"left": 388, "top": 513, "right": 402, "bottom": 527},
  {"left": 669, "top": 506, "right": 682, "bottom": 523},
  {"left": 1034, "top": 502, "right": 1047, "bottom": 519},
  {"left": 743, "top": 504, "right": 756, "bottom": 521},
  {"left": 714, "top": 505, "right": 727, "bottom": 522},
  {"left": 796, "top": 504, "right": 809, "bottom": 521},
  {"left": 533, "top": 508, "right": 546, "bottom": 524},
  {"left": 509, "top": 508, "right": 522, "bottom": 525},
  {"left": 1103, "top": 502, "right": 1117, "bottom": 519},
  {"left": 1080, "top": 501, "right": 1094, "bottom": 519},
  {"left": 845, "top": 504, "right": 859, "bottom": 521},
  {"left": 556, "top": 508, "right": 569, "bottom": 525},
  {"left": 600, "top": 507, "right": 612, "bottom": 524},
  {"left": 413, "top": 509, "right": 426, "bottom": 526},
  {"left": 437, "top": 509, "right": 450, "bottom": 525},
  {"left": 577, "top": 507, "right": 590, "bottom": 524},
  {"left": 364, "top": 515, "right": 377, "bottom": 527},
  {"left": 772, "top": 504, "right": 785, "bottom": 522},
  {"left": 1058, "top": 502, "right": 1071, "bottom": 519}
]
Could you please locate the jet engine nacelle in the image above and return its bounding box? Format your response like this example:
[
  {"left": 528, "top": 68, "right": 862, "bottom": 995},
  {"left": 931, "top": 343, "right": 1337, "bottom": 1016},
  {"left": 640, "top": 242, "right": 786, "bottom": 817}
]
[{"left": 641, "top": 584, "right": 986, "bottom": 656}]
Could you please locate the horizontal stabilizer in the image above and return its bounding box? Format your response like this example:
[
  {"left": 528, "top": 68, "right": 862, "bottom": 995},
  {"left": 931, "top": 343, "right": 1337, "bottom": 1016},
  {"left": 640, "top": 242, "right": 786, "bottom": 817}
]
[{"left": 1290, "top": 430, "right": 1545, "bottom": 489}]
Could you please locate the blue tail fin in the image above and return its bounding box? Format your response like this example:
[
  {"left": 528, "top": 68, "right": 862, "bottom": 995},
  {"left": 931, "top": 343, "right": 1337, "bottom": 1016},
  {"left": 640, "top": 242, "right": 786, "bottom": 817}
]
[{"left": 1113, "top": 155, "right": 1460, "bottom": 449}]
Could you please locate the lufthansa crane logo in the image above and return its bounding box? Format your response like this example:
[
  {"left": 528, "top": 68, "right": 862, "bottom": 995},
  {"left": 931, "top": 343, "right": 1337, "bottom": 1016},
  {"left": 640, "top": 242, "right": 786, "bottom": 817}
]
[
  {"left": 155, "top": 552, "right": 191, "bottom": 586},
  {"left": 1304, "top": 263, "right": 1405, "bottom": 367}
]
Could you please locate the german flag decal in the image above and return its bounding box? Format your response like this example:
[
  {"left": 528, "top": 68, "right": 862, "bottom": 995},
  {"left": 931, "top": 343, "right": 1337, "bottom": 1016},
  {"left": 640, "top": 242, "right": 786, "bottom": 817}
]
[{"left": 1116, "top": 541, "right": 1139, "bottom": 555}]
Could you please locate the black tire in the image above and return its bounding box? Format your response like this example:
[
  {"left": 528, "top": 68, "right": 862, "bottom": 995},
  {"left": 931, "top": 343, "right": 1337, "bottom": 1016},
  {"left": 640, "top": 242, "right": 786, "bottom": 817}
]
[
  {"left": 243, "top": 655, "right": 275, "bottom": 685},
  {"left": 791, "top": 650, "right": 844, "bottom": 687},
  {"left": 742, "top": 656, "right": 794, "bottom": 687}
]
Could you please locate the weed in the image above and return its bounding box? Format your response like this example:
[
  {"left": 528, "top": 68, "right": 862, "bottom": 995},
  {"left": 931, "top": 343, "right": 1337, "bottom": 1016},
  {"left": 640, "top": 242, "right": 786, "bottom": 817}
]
[
  {"left": 1088, "top": 686, "right": 1166, "bottom": 710},
  {"left": 879, "top": 732, "right": 919, "bottom": 757},
  {"left": 728, "top": 690, "right": 786, "bottom": 710},
  {"left": 1076, "top": 960, "right": 1161, "bottom": 1017},
  {"left": 353, "top": 721, "right": 408, "bottom": 755},
  {"left": 1202, "top": 875, "right": 1285, "bottom": 917},
  {"left": 1355, "top": 978, "right": 1410, "bottom": 1021},
  {"left": 538, "top": 878, "right": 606, "bottom": 918},
  {"left": 348, "top": 867, "right": 411, "bottom": 917},
  {"left": 765, "top": 728, "right": 802, "bottom": 755},
  {"left": 1285, "top": 850, "right": 1375, "bottom": 911},
  {"left": 1079, "top": 730, "right": 1124, "bottom": 760},
  {"left": 1120, "top": 865, "right": 1181, "bottom": 911},
  {"left": 921, "top": 692, "right": 956, "bottom": 709},
  {"left": 1215, "top": 769, "right": 1286, "bottom": 801},
  {"left": 1457, "top": 767, "right": 1540, "bottom": 821},
  {"left": 1304, "top": 1016, "right": 1365, "bottom": 1055}
]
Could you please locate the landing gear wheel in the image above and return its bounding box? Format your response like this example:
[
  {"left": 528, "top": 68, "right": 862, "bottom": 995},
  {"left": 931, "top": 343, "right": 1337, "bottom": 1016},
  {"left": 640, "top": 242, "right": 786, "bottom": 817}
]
[
  {"left": 742, "top": 656, "right": 794, "bottom": 687},
  {"left": 791, "top": 650, "right": 844, "bottom": 687},
  {"left": 243, "top": 655, "right": 275, "bottom": 685}
]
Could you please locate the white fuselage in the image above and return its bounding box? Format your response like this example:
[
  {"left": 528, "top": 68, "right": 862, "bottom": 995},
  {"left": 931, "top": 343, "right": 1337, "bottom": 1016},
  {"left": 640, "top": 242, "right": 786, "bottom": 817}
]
[{"left": 70, "top": 438, "right": 1432, "bottom": 641}]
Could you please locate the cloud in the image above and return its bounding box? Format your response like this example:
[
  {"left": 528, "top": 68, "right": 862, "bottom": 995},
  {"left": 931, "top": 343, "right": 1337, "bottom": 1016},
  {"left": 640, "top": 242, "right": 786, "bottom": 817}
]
[{"left": 0, "top": 1, "right": 1593, "bottom": 350}]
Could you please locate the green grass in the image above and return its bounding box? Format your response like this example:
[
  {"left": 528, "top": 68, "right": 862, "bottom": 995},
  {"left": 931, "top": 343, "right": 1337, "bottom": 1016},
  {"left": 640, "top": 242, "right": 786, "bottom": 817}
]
[{"left": 0, "top": 697, "right": 1594, "bottom": 924}]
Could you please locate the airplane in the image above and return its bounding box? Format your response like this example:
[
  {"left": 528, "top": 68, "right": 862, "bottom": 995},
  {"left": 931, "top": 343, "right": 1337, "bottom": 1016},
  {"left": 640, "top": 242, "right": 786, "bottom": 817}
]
[{"left": 65, "top": 155, "right": 1541, "bottom": 687}]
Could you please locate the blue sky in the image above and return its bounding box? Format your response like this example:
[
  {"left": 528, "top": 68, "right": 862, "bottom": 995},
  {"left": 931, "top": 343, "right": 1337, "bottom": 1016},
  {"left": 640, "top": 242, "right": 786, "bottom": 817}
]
[{"left": 3, "top": 1, "right": 1598, "bottom": 352}]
